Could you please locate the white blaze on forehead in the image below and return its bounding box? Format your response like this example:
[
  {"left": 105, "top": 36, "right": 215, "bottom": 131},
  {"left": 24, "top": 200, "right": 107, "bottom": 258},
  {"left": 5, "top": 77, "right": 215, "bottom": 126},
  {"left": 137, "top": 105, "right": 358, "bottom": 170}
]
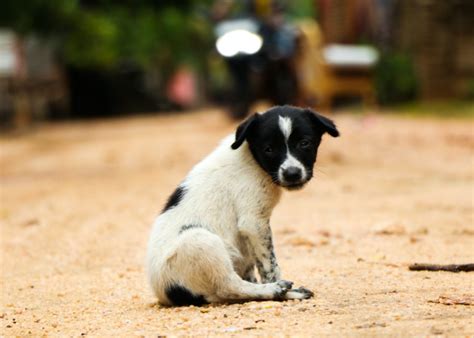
[
  {"left": 278, "top": 116, "right": 292, "bottom": 141},
  {"left": 277, "top": 115, "right": 307, "bottom": 184}
]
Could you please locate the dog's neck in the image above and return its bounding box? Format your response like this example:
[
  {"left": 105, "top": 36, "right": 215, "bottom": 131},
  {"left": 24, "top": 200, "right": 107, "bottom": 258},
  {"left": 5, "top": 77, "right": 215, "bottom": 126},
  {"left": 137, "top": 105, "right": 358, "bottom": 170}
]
[
  {"left": 191, "top": 135, "right": 282, "bottom": 208},
  {"left": 229, "top": 138, "right": 282, "bottom": 211}
]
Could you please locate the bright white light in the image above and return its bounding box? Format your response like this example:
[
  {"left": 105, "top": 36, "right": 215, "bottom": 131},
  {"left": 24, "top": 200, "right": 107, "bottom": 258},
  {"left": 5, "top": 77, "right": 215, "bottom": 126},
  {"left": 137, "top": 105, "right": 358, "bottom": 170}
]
[
  {"left": 216, "top": 30, "right": 263, "bottom": 57},
  {"left": 323, "top": 44, "right": 379, "bottom": 67}
]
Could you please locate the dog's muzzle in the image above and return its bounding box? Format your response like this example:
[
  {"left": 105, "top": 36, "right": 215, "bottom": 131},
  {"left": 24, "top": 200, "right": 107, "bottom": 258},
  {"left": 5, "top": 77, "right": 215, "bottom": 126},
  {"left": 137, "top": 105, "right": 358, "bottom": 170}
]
[{"left": 279, "top": 166, "right": 307, "bottom": 189}]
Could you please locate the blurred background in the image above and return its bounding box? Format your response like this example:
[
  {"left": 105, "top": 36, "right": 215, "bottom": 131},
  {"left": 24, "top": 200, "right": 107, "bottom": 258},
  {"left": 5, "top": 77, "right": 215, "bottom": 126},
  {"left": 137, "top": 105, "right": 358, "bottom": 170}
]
[
  {"left": 0, "top": 0, "right": 473, "bottom": 129},
  {"left": 1, "top": 2, "right": 473, "bottom": 335}
]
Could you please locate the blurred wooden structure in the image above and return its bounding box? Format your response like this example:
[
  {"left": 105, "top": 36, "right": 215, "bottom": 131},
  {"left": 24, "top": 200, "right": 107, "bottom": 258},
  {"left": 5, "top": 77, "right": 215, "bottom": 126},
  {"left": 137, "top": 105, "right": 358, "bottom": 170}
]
[
  {"left": 316, "top": 0, "right": 474, "bottom": 100},
  {"left": 296, "top": 20, "right": 377, "bottom": 110},
  {"left": 0, "top": 31, "right": 68, "bottom": 130},
  {"left": 395, "top": 0, "right": 474, "bottom": 99}
]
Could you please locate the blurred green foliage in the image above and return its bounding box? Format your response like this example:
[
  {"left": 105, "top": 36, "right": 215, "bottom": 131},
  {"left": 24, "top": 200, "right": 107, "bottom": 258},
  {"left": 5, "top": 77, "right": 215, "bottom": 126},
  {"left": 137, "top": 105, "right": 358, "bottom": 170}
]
[
  {"left": 392, "top": 100, "right": 474, "bottom": 118},
  {"left": 375, "top": 52, "right": 419, "bottom": 104},
  {"left": 287, "top": 0, "right": 317, "bottom": 19},
  {"left": 466, "top": 79, "right": 474, "bottom": 100},
  {"left": 0, "top": 0, "right": 213, "bottom": 70}
]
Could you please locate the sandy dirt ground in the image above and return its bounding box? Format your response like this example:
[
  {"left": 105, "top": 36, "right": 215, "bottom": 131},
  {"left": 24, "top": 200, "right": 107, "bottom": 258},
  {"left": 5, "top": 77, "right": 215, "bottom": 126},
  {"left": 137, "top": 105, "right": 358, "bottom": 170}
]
[{"left": 1, "top": 108, "right": 473, "bottom": 336}]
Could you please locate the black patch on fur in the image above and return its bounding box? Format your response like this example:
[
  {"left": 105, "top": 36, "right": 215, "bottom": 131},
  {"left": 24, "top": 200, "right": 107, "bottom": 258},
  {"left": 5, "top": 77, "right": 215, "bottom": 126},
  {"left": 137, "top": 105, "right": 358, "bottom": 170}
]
[
  {"left": 165, "top": 285, "right": 207, "bottom": 307},
  {"left": 231, "top": 113, "right": 259, "bottom": 149},
  {"left": 179, "top": 224, "right": 202, "bottom": 234},
  {"left": 162, "top": 186, "right": 186, "bottom": 213}
]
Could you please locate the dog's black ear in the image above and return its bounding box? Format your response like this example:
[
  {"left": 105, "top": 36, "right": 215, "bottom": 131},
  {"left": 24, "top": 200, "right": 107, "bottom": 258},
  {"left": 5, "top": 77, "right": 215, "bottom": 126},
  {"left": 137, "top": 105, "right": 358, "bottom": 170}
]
[
  {"left": 231, "top": 113, "right": 260, "bottom": 149},
  {"left": 306, "top": 109, "right": 340, "bottom": 137}
]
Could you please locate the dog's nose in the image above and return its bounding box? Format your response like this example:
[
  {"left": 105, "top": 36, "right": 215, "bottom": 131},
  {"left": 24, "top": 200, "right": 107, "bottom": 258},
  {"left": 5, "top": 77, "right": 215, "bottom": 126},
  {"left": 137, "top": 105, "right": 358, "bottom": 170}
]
[{"left": 282, "top": 167, "right": 302, "bottom": 182}]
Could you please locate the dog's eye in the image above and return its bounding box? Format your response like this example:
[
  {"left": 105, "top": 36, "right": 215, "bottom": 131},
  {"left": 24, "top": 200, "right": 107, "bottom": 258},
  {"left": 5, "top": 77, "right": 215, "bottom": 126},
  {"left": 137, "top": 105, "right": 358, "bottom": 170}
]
[
  {"left": 264, "top": 146, "right": 273, "bottom": 154},
  {"left": 299, "top": 140, "right": 310, "bottom": 149}
]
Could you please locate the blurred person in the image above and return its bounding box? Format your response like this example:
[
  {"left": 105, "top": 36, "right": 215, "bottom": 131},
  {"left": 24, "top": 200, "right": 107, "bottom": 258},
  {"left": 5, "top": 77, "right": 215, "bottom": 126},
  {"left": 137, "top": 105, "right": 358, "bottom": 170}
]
[
  {"left": 213, "top": 0, "right": 299, "bottom": 119},
  {"left": 166, "top": 66, "right": 198, "bottom": 109}
]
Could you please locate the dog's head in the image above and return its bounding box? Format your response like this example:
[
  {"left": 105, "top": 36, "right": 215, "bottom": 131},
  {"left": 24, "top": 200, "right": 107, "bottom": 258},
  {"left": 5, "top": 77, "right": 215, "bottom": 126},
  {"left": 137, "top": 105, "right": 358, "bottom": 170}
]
[{"left": 231, "top": 106, "right": 339, "bottom": 190}]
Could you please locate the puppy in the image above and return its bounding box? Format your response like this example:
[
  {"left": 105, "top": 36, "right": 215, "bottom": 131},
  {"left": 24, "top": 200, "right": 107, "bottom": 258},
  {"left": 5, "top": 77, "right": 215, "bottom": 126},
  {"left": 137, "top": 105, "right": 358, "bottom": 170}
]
[{"left": 147, "top": 105, "right": 339, "bottom": 306}]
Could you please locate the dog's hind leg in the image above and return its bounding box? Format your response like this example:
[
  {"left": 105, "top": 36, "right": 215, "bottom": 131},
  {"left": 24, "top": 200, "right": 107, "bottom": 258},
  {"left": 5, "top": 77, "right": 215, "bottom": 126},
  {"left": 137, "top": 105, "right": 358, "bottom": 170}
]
[
  {"left": 209, "top": 274, "right": 293, "bottom": 303},
  {"left": 165, "top": 228, "right": 294, "bottom": 304}
]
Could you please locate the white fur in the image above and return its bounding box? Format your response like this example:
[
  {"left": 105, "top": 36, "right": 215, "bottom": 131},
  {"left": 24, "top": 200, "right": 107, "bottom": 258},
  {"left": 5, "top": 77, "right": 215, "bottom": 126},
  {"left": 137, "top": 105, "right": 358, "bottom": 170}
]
[
  {"left": 147, "top": 134, "right": 311, "bottom": 305},
  {"left": 278, "top": 116, "right": 292, "bottom": 141}
]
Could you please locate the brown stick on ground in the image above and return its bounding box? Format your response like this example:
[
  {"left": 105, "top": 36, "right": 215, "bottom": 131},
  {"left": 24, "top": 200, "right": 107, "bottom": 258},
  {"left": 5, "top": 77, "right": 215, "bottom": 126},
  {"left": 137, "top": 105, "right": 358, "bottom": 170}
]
[{"left": 409, "top": 263, "right": 474, "bottom": 272}]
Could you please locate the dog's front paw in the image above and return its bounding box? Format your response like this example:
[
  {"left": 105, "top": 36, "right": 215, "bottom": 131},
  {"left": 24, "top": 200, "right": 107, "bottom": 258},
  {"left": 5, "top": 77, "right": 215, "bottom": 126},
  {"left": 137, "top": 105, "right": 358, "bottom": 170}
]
[{"left": 285, "top": 286, "right": 314, "bottom": 300}]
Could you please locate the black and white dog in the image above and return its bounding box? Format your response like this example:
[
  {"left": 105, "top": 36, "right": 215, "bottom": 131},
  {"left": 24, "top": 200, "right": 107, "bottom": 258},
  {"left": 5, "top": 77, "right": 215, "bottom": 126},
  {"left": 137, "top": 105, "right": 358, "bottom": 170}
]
[{"left": 147, "top": 105, "right": 339, "bottom": 306}]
